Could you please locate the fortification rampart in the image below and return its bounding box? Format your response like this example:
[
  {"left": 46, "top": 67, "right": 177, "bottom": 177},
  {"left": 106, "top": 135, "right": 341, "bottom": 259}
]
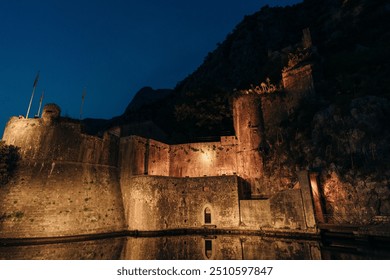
[
  {"left": 2, "top": 117, "right": 118, "bottom": 166},
  {"left": 240, "top": 171, "right": 317, "bottom": 232},
  {"left": 169, "top": 140, "right": 238, "bottom": 177},
  {"left": 120, "top": 175, "right": 241, "bottom": 231},
  {"left": 118, "top": 62, "right": 316, "bottom": 192},
  {"left": 119, "top": 136, "right": 239, "bottom": 178},
  {"left": 0, "top": 116, "right": 125, "bottom": 238},
  {"left": 119, "top": 172, "right": 316, "bottom": 233},
  {"left": 256, "top": 63, "right": 316, "bottom": 139}
]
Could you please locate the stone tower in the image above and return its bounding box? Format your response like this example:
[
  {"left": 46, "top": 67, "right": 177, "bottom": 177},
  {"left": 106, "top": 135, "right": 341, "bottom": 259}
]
[
  {"left": 232, "top": 94, "right": 264, "bottom": 190},
  {"left": 0, "top": 107, "right": 125, "bottom": 238}
]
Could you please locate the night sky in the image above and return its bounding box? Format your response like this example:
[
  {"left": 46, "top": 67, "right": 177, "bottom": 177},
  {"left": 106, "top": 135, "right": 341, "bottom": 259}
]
[{"left": 0, "top": 0, "right": 302, "bottom": 136}]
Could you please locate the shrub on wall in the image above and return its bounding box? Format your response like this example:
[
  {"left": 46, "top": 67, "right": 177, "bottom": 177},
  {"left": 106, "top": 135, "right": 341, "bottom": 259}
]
[{"left": 0, "top": 141, "right": 19, "bottom": 186}]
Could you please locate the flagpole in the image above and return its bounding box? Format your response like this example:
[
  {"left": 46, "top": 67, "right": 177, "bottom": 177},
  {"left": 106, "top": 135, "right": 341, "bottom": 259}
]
[
  {"left": 80, "top": 87, "right": 86, "bottom": 120},
  {"left": 36, "top": 90, "right": 44, "bottom": 117},
  {"left": 26, "top": 71, "right": 40, "bottom": 119}
]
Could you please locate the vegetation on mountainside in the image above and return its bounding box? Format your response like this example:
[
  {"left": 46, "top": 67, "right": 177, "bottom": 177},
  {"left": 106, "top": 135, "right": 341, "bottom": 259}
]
[{"left": 0, "top": 141, "right": 19, "bottom": 185}]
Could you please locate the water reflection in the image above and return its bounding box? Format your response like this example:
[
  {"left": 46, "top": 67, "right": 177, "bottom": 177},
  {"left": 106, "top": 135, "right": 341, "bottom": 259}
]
[{"left": 0, "top": 235, "right": 388, "bottom": 260}]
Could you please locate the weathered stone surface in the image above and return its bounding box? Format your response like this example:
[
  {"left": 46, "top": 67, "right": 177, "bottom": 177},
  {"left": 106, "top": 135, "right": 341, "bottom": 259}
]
[
  {"left": 2, "top": 117, "right": 118, "bottom": 165},
  {"left": 0, "top": 161, "right": 125, "bottom": 238},
  {"left": 0, "top": 117, "right": 125, "bottom": 238},
  {"left": 120, "top": 176, "right": 241, "bottom": 231}
]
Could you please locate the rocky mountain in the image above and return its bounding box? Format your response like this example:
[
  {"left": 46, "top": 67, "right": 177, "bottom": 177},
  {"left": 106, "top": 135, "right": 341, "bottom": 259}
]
[
  {"left": 171, "top": 0, "right": 389, "bottom": 132},
  {"left": 92, "top": 0, "right": 388, "bottom": 140},
  {"left": 124, "top": 87, "right": 172, "bottom": 113}
]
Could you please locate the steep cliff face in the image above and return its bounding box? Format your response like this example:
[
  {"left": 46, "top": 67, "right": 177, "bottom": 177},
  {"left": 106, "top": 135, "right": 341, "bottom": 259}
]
[
  {"left": 311, "top": 97, "right": 390, "bottom": 223},
  {"left": 110, "top": 0, "right": 386, "bottom": 142},
  {"left": 266, "top": 95, "right": 390, "bottom": 223},
  {"left": 176, "top": 0, "right": 389, "bottom": 98}
]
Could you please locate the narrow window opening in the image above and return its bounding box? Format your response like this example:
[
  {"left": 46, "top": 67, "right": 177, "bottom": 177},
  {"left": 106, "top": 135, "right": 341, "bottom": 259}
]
[{"left": 204, "top": 207, "right": 211, "bottom": 224}]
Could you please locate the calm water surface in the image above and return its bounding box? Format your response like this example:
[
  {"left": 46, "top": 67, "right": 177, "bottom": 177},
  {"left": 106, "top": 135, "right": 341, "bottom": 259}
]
[{"left": 0, "top": 235, "right": 389, "bottom": 260}]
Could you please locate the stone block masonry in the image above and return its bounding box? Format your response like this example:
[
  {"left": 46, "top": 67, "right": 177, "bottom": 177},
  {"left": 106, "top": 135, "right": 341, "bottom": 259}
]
[
  {"left": 0, "top": 161, "right": 125, "bottom": 238},
  {"left": 120, "top": 175, "right": 241, "bottom": 231},
  {"left": 0, "top": 116, "right": 125, "bottom": 238}
]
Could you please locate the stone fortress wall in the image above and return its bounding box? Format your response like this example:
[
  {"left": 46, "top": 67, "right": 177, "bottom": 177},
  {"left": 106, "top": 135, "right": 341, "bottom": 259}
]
[
  {"left": 0, "top": 61, "right": 319, "bottom": 238},
  {"left": 0, "top": 107, "right": 125, "bottom": 238}
]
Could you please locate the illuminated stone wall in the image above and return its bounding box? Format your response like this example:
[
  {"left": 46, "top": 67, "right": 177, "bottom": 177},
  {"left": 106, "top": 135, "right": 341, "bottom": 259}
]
[
  {"left": 120, "top": 175, "right": 240, "bottom": 231},
  {"left": 0, "top": 117, "right": 125, "bottom": 238},
  {"left": 269, "top": 190, "right": 307, "bottom": 229},
  {"left": 169, "top": 139, "right": 238, "bottom": 177},
  {"left": 282, "top": 64, "right": 315, "bottom": 105},
  {"left": 2, "top": 117, "right": 118, "bottom": 165},
  {"left": 232, "top": 94, "right": 264, "bottom": 184},
  {"left": 240, "top": 191, "right": 309, "bottom": 230},
  {"left": 240, "top": 172, "right": 317, "bottom": 231},
  {"left": 258, "top": 63, "right": 315, "bottom": 138},
  {"left": 148, "top": 139, "right": 170, "bottom": 175},
  {"left": 119, "top": 136, "right": 239, "bottom": 178},
  {"left": 119, "top": 136, "right": 148, "bottom": 176},
  {"left": 240, "top": 200, "right": 272, "bottom": 227}
]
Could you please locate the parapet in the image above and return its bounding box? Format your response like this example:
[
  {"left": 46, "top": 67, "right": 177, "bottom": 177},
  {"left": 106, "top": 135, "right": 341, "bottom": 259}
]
[
  {"left": 2, "top": 114, "right": 118, "bottom": 166},
  {"left": 41, "top": 103, "right": 61, "bottom": 125}
]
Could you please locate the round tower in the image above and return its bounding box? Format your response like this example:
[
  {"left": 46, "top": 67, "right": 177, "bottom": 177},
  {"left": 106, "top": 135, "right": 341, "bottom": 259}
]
[
  {"left": 0, "top": 106, "right": 125, "bottom": 239},
  {"left": 232, "top": 94, "right": 264, "bottom": 182}
]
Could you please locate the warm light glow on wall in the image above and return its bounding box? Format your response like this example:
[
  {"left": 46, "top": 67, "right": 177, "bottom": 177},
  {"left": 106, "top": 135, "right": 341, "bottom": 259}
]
[
  {"left": 310, "top": 176, "right": 319, "bottom": 197},
  {"left": 200, "top": 151, "right": 212, "bottom": 165},
  {"left": 309, "top": 173, "right": 325, "bottom": 223}
]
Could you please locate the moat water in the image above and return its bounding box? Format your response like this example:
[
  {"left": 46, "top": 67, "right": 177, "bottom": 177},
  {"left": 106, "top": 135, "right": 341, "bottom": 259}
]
[{"left": 0, "top": 235, "right": 389, "bottom": 260}]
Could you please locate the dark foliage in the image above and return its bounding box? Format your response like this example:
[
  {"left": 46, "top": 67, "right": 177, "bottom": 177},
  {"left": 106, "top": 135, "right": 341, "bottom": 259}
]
[{"left": 0, "top": 141, "right": 20, "bottom": 185}]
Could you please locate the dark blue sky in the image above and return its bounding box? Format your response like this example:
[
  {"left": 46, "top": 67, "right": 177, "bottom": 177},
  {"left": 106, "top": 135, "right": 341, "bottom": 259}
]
[{"left": 0, "top": 0, "right": 302, "bottom": 135}]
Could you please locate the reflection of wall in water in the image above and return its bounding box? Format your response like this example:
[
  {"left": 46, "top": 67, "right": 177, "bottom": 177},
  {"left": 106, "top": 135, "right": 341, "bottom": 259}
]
[
  {"left": 119, "top": 236, "right": 321, "bottom": 260},
  {"left": 4, "top": 235, "right": 386, "bottom": 260},
  {"left": 0, "top": 237, "right": 124, "bottom": 260}
]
